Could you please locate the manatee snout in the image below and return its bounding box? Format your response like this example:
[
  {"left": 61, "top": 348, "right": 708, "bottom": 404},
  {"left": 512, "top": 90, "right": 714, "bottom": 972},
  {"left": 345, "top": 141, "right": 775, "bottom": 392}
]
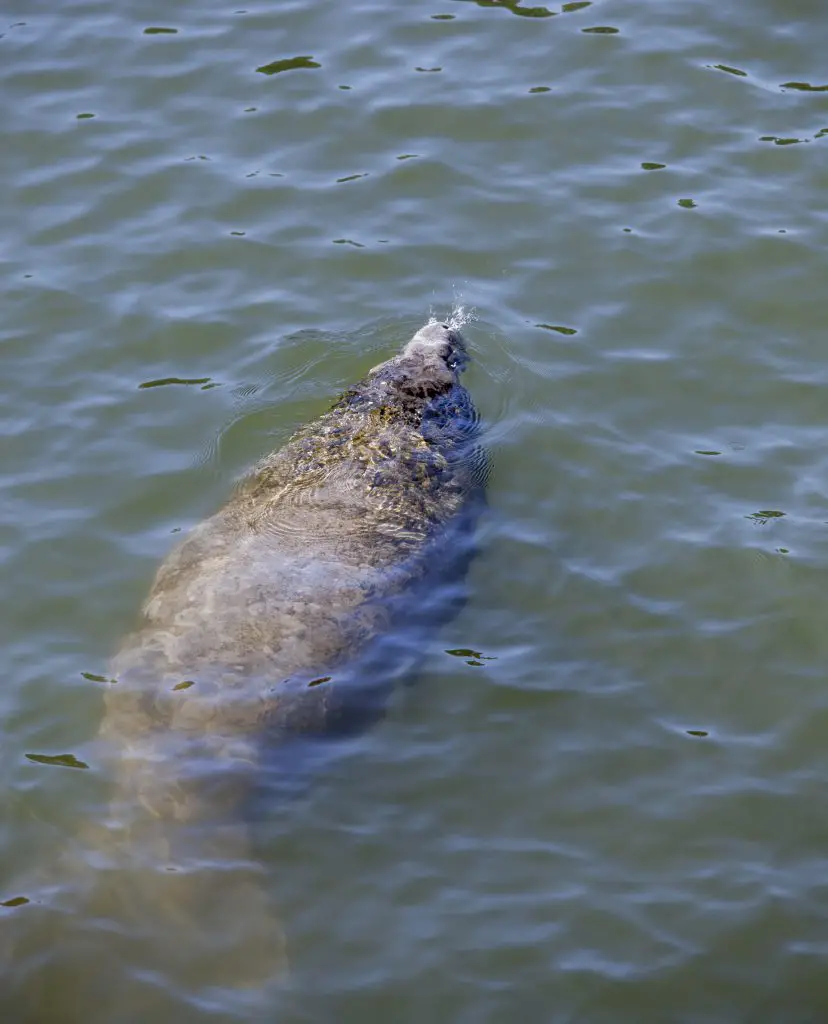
[
  {"left": 403, "top": 321, "right": 468, "bottom": 372},
  {"left": 368, "top": 322, "right": 468, "bottom": 383}
]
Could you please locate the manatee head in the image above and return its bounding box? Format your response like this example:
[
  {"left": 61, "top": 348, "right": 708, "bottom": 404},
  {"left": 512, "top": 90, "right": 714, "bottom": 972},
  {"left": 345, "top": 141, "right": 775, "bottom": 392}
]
[
  {"left": 362, "top": 321, "right": 470, "bottom": 405},
  {"left": 402, "top": 321, "right": 468, "bottom": 372},
  {"left": 366, "top": 321, "right": 467, "bottom": 394}
]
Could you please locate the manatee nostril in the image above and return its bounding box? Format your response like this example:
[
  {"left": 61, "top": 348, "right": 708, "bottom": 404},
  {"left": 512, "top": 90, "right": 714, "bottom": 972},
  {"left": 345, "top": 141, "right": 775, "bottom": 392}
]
[{"left": 441, "top": 323, "right": 448, "bottom": 329}]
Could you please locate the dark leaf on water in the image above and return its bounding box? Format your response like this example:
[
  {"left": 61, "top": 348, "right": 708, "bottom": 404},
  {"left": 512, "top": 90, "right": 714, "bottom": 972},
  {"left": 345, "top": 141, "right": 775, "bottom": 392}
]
[
  {"left": 536, "top": 323, "right": 577, "bottom": 335},
  {"left": 446, "top": 648, "right": 496, "bottom": 664},
  {"left": 712, "top": 64, "right": 747, "bottom": 77},
  {"left": 138, "top": 377, "right": 212, "bottom": 389},
  {"left": 760, "top": 135, "right": 803, "bottom": 146},
  {"left": 256, "top": 56, "right": 321, "bottom": 75},
  {"left": 26, "top": 753, "right": 89, "bottom": 770},
  {"left": 780, "top": 81, "right": 828, "bottom": 92},
  {"left": 462, "top": 0, "right": 555, "bottom": 17},
  {"left": 746, "top": 509, "right": 786, "bottom": 524},
  {"left": 1, "top": 896, "right": 29, "bottom": 908}
]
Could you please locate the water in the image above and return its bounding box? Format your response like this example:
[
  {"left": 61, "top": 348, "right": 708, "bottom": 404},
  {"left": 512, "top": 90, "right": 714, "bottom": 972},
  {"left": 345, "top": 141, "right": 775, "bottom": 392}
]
[{"left": 3, "top": 0, "right": 828, "bottom": 1019}]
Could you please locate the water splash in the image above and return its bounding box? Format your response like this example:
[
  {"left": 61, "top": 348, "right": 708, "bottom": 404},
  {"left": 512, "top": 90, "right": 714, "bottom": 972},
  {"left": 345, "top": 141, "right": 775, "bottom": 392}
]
[{"left": 427, "top": 304, "right": 477, "bottom": 332}]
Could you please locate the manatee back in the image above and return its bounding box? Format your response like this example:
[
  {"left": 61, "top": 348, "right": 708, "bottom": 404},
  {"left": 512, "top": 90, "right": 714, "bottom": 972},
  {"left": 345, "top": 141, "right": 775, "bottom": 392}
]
[{"left": 107, "top": 323, "right": 486, "bottom": 746}]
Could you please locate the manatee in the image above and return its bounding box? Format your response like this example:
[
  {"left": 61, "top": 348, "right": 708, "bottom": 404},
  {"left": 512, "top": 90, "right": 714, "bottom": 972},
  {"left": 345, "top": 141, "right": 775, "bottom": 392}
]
[{"left": 4, "top": 320, "right": 486, "bottom": 1023}]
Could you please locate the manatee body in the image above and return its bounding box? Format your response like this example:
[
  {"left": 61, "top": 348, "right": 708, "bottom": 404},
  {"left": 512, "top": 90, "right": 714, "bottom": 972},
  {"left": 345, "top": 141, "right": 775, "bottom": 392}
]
[
  {"left": 105, "top": 319, "right": 484, "bottom": 786},
  {"left": 6, "top": 321, "right": 485, "bottom": 1023}
]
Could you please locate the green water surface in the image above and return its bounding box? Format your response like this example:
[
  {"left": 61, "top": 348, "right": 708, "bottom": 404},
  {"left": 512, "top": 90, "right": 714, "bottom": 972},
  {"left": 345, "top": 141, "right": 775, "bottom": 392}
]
[{"left": 2, "top": 0, "right": 828, "bottom": 1020}]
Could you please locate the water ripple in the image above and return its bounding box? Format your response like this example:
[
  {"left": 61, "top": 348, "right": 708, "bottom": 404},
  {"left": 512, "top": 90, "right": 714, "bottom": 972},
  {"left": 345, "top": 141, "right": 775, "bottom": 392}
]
[{"left": 4, "top": 0, "right": 828, "bottom": 1019}]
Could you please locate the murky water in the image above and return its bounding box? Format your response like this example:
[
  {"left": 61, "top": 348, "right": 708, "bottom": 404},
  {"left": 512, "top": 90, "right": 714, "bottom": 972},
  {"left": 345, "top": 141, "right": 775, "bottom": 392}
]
[{"left": 3, "top": 0, "right": 828, "bottom": 1020}]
